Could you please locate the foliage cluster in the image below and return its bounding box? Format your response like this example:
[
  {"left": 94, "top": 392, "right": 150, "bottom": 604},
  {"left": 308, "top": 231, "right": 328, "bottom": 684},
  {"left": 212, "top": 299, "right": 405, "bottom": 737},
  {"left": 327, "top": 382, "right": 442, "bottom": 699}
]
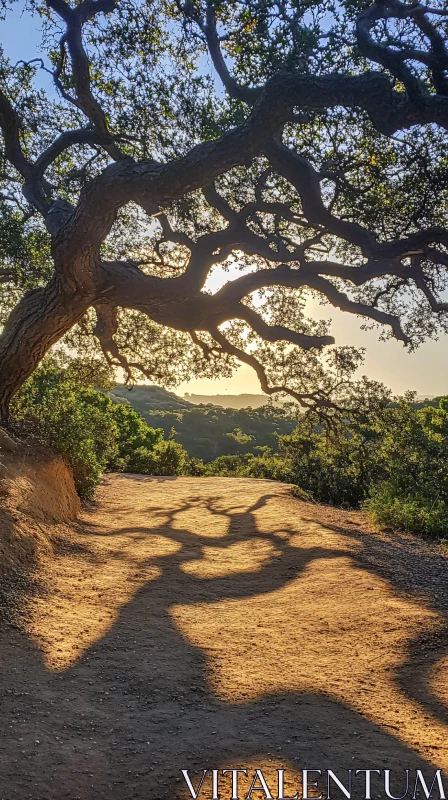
[
  {"left": 203, "top": 401, "right": 448, "bottom": 539},
  {"left": 11, "top": 359, "right": 190, "bottom": 497},
  {"left": 365, "top": 400, "right": 448, "bottom": 539},
  {"left": 116, "top": 398, "right": 297, "bottom": 461},
  {"left": 9, "top": 361, "right": 448, "bottom": 540}
]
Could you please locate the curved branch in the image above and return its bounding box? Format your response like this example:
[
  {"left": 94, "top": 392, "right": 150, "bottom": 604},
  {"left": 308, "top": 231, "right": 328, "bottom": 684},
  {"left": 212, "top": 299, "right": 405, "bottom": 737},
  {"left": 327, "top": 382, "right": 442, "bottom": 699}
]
[
  {"left": 0, "top": 88, "right": 31, "bottom": 179},
  {"left": 202, "top": 5, "right": 261, "bottom": 103},
  {"left": 0, "top": 87, "right": 48, "bottom": 213},
  {"left": 189, "top": 330, "right": 223, "bottom": 360},
  {"left": 213, "top": 263, "right": 410, "bottom": 342},
  {"left": 265, "top": 138, "right": 448, "bottom": 265},
  {"left": 45, "top": 0, "right": 125, "bottom": 162},
  {"left": 34, "top": 128, "right": 113, "bottom": 177},
  {"left": 177, "top": 0, "right": 260, "bottom": 103},
  {"left": 306, "top": 275, "right": 410, "bottom": 342},
  {"left": 356, "top": 0, "right": 448, "bottom": 96},
  {"left": 356, "top": 1, "right": 426, "bottom": 101},
  {"left": 236, "top": 304, "right": 334, "bottom": 350},
  {"left": 93, "top": 303, "right": 163, "bottom": 384},
  {"left": 209, "top": 327, "right": 338, "bottom": 411},
  {"left": 265, "top": 138, "right": 381, "bottom": 257}
]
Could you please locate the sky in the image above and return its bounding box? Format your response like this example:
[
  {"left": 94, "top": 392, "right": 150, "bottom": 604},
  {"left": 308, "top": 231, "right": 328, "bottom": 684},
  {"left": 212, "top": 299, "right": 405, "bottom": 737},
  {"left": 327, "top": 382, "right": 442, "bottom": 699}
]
[{"left": 2, "top": 5, "right": 448, "bottom": 399}]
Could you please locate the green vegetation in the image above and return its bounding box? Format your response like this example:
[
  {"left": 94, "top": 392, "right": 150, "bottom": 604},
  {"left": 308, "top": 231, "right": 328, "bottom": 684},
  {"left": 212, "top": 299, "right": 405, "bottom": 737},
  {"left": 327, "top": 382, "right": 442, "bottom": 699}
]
[
  {"left": 111, "top": 386, "right": 296, "bottom": 461},
  {"left": 11, "top": 360, "right": 190, "bottom": 498},
  {"left": 365, "top": 400, "right": 448, "bottom": 539},
  {"left": 203, "top": 401, "right": 448, "bottom": 540},
  {"left": 10, "top": 364, "right": 448, "bottom": 540}
]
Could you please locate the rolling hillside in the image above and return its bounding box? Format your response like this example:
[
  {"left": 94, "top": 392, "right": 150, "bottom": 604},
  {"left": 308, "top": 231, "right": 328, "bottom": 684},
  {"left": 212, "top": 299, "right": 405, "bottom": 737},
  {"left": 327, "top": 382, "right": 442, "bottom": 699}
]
[{"left": 108, "top": 385, "right": 296, "bottom": 461}]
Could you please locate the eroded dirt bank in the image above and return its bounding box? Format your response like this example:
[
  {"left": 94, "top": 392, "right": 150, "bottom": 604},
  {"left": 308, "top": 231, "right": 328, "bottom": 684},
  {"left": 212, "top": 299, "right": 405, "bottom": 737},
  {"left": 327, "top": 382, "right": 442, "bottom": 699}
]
[
  {"left": 1, "top": 475, "right": 448, "bottom": 800},
  {"left": 0, "top": 431, "right": 79, "bottom": 572}
]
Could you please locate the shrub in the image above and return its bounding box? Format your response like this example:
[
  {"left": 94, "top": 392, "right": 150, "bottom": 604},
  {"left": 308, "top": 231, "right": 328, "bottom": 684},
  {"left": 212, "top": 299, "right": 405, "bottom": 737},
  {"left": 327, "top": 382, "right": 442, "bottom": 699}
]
[
  {"left": 186, "top": 457, "right": 206, "bottom": 476},
  {"left": 243, "top": 451, "right": 295, "bottom": 483},
  {"left": 12, "top": 364, "right": 119, "bottom": 497},
  {"left": 11, "top": 359, "right": 190, "bottom": 496},
  {"left": 203, "top": 454, "right": 248, "bottom": 476},
  {"left": 363, "top": 399, "right": 448, "bottom": 539},
  {"left": 126, "top": 439, "right": 189, "bottom": 476},
  {"left": 109, "top": 403, "right": 164, "bottom": 471},
  {"left": 366, "top": 485, "right": 448, "bottom": 539},
  {"left": 272, "top": 419, "right": 385, "bottom": 508}
]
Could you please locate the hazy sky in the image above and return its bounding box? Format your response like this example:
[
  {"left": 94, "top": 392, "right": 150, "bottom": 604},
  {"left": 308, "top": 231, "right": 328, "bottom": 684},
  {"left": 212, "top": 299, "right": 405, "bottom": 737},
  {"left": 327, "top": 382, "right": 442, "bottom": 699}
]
[
  {"left": 178, "top": 266, "right": 448, "bottom": 397},
  {"left": 178, "top": 307, "right": 448, "bottom": 397},
  {"left": 3, "top": 6, "right": 447, "bottom": 398}
]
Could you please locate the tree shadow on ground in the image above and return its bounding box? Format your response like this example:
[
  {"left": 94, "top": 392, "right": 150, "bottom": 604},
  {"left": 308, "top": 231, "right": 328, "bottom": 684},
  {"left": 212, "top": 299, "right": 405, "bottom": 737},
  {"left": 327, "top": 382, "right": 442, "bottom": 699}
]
[
  {"left": 0, "top": 476, "right": 447, "bottom": 800},
  {"left": 301, "top": 516, "right": 448, "bottom": 732}
]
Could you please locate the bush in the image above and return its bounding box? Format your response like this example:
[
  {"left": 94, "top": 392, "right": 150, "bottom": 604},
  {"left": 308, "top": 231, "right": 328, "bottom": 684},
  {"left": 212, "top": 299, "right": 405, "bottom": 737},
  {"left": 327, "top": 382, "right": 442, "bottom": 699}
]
[
  {"left": 186, "top": 457, "right": 206, "bottom": 476},
  {"left": 109, "top": 403, "right": 164, "bottom": 471},
  {"left": 243, "top": 451, "right": 295, "bottom": 483},
  {"left": 200, "top": 399, "right": 448, "bottom": 539},
  {"left": 11, "top": 359, "right": 191, "bottom": 496},
  {"left": 363, "top": 399, "right": 448, "bottom": 539},
  {"left": 366, "top": 485, "right": 448, "bottom": 539},
  {"left": 272, "top": 419, "right": 386, "bottom": 508},
  {"left": 126, "top": 439, "right": 189, "bottom": 476},
  {"left": 12, "top": 363, "right": 119, "bottom": 497},
  {"left": 203, "top": 455, "right": 248, "bottom": 476}
]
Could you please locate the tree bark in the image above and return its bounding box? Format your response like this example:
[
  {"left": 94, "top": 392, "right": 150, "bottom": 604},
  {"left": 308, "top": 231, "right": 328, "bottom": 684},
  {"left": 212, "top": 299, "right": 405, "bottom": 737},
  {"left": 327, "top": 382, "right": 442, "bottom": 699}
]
[{"left": 0, "top": 278, "right": 91, "bottom": 421}]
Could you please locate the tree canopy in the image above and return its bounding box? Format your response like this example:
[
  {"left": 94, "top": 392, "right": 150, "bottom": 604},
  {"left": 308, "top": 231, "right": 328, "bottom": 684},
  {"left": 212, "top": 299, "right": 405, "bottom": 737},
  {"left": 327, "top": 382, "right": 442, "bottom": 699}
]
[{"left": 1, "top": 0, "right": 448, "bottom": 420}]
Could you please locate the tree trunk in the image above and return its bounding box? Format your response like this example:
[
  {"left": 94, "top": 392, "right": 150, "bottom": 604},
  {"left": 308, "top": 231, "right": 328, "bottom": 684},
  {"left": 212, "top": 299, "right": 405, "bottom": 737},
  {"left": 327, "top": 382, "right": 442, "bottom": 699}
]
[{"left": 0, "top": 278, "right": 91, "bottom": 421}]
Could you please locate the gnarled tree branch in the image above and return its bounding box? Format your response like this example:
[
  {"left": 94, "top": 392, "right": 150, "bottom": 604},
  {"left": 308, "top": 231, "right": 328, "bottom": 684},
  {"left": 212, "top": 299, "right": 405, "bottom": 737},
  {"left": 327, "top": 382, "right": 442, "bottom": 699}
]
[{"left": 2, "top": 0, "right": 448, "bottom": 418}]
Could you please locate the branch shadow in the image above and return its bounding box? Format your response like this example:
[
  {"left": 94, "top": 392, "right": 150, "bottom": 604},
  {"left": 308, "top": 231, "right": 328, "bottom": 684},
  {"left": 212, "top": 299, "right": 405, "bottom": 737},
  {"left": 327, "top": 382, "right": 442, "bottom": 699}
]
[
  {"left": 0, "top": 476, "right": 447, "bottom": 800},
  {"left": 300, "top": 515, "right": 448, "bottom": 732}
]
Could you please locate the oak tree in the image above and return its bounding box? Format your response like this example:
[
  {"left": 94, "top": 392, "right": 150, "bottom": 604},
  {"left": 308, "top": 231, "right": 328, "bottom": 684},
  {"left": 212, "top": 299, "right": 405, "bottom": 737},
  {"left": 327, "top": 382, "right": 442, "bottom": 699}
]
[{"left": 1, "top": 0, "right": 448, "bottom": 420}]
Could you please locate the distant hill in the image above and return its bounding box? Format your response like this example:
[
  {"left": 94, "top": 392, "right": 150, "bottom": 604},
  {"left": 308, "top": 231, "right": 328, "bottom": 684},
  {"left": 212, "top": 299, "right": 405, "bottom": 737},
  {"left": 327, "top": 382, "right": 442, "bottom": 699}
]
[
  {"left": 184, "top": 393, "right": 272, "bottom": 409},
  {"left": 413, "top": 395, "right": 442, "bottom": 406},
  {"left": 110, "top": 384, "right": 193, "bottom": 412},
  {"left": 108, "top": 385, "right": 295, "bottom": 461}
]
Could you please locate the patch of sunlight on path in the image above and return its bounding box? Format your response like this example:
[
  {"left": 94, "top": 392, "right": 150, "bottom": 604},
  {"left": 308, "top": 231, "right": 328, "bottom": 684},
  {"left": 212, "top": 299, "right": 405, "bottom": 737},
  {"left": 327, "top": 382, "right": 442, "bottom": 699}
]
[{"left": 171, "top": 551, "right": 447, "bottom": 768}]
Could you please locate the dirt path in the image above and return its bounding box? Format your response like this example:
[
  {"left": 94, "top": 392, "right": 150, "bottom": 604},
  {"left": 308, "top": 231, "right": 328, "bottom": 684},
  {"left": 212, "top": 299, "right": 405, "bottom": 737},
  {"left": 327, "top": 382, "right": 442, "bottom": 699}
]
[{"left": 1, "top": 475, "right": 448, "bottom": 800}]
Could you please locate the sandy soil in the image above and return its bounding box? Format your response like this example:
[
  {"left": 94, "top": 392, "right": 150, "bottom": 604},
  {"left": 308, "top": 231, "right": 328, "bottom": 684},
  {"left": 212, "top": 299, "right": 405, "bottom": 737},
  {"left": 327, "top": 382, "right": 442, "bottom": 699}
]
[
  {"left": 0, "top": 440, "right": 79, "bottom": 571},
  {"left": 1, "top": 475, "right": 448, "bottom": 800}
]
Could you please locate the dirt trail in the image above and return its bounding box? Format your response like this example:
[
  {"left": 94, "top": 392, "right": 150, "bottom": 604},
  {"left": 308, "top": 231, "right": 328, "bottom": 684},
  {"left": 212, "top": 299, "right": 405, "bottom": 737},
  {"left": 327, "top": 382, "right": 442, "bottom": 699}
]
[{"left": 1, "top": 475, "right": 448, "bottom": 800}]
